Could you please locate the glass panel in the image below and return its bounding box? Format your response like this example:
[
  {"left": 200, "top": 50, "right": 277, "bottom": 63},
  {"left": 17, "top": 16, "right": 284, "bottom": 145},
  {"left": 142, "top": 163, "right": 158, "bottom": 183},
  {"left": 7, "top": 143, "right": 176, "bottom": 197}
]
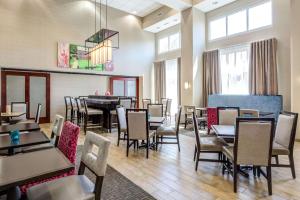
[
  {"left": 209, "top": 17, "right": 226, "bottom": 40},
  {"left": 169, "top": 33, "right": 180, "bottom": 51},
  {"left": 227, "top": 10, "right": 247, "bottom": 35},
  {"left": 6, "top": 75, "right": 25, "bottom": 106},
  {"left": 30, "top": 77, "right": 46, "bottom": 118},
  {"left": 113, "top": 80, "right": 125, "bottom": 96},
  {"left": 249, "top": 1, "right": 272, "bottom": 30},
  {"left": 159, "top": 37, "right": 168, "bottom": 54},
  {"left": 165, "top": 59, "right": 178, "bottom": 115},
  {"left": 126, "top": 80, "right": 136, "bottom": 97}
]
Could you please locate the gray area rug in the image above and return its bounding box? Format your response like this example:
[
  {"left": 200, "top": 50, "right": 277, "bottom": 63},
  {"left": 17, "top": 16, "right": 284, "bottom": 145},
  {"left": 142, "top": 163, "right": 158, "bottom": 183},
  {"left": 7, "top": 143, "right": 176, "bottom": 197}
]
[{"left": 76, "top": 145, "right": 156, "bottom": 200}]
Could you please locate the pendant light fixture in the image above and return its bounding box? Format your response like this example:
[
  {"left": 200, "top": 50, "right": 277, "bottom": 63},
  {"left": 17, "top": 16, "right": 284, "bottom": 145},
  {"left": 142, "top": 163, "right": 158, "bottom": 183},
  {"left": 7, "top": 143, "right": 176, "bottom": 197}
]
[{"left": 85, "top": 0, "right": 119, "bottom": 69}]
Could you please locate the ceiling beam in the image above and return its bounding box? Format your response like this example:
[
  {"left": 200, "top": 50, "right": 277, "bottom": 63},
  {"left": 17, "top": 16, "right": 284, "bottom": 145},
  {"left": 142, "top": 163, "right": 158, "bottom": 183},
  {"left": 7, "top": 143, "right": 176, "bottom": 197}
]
[{"left": 152, "top": 0, "right": 192, "bottom": 10}]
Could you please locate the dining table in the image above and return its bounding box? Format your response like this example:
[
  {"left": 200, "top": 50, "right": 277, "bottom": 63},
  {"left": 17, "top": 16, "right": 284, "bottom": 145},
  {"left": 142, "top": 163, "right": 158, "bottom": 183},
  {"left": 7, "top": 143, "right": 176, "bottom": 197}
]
[
  {"left": 211, "top": 125, "right": 235, "bottom": 138},
  {"left": 0, "top": 112, "right": 26, "bottom": 125},
  {"left": 0, "top": 130, "right": 50, "bottom": 155},
  {"left": 148, "top": 117, "right": 165, "bottom": 124},
  {"left": 0, "top": 123, "right": 40, "bottom": 135},
  {"left": 0, "top": 148, "right": 74, "bottom": 200}
]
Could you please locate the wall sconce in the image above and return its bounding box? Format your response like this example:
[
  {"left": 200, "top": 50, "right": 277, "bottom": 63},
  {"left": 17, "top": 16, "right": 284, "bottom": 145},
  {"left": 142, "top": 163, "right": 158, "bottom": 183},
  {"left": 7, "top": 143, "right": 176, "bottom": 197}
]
[{"left": 184, "top": 81, "right": 191, "bottom": 90}]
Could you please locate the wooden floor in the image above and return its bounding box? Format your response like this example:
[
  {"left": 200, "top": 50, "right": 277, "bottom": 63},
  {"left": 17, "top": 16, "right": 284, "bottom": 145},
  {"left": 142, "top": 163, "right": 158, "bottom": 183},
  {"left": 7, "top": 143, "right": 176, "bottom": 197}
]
[{"left": 40, "top": 123, "right": 300, "bottom": 200}]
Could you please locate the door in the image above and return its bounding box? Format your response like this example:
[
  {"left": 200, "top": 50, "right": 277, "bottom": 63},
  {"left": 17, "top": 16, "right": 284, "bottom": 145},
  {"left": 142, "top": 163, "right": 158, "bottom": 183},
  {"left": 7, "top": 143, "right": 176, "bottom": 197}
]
[
  {"left": 110, "top": 77, "right": 139, "bottom": 105},
  {"left": 1, "top": 70, "right": 50, "bottom": 123}
]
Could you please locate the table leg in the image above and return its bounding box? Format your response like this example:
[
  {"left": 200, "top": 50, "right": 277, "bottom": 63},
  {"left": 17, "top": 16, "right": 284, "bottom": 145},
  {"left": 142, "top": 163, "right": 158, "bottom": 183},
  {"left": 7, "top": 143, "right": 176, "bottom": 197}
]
[{"left": 6, "top": 186, "right": 21, "bottom": 200}]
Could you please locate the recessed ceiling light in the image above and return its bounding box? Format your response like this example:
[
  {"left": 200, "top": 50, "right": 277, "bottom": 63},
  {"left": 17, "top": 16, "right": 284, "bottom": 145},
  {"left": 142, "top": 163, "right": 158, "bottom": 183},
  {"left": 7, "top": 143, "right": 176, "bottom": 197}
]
[{"left": 212, "top": 1, "right": 218, "bottom": 5}]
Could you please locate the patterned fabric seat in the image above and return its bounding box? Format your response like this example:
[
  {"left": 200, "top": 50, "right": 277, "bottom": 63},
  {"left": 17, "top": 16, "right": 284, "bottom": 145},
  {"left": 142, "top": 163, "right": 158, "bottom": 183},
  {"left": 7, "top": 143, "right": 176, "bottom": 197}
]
[
  {"left": 20, "top": 121, "right": 80, "bottom": 194},
  {"left": 207, "top": 107, "right": 218, "bottom": 134}
]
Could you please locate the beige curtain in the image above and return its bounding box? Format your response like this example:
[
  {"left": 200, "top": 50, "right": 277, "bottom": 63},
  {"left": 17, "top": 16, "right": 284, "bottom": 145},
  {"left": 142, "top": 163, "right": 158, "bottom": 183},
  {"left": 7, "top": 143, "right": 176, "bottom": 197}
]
[
  {"left": 154, "top": 61, "right": 166, "bottom": 102},
  {"left": 203, "top": 50, "right": 221, "bottom": 107},
  {"left": 177, "top": 57, "right": 181, "bottom": 105},
  {"left": 249, "top": 38, "right": 278, "bottom": 95}
]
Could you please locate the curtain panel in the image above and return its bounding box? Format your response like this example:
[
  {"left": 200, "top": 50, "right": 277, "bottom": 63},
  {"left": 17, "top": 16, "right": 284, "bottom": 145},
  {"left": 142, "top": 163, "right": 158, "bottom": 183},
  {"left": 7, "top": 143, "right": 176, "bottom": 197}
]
[
  {"left": 249, "top": 38, "right": 278, "bottom": 95},
  {"left": 202, "top": 49, "right": 221, "bottom": 107},
  {"left": 154, "top": 61, "right": 166, "bottom": 102}
]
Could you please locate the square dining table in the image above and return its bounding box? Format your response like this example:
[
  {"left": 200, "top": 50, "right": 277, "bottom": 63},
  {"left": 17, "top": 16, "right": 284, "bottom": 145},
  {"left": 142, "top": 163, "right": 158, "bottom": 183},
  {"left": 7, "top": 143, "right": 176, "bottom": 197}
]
[
  {"left": 0, "top": 130, "right": 50, "bottom": 155},
  {"left": 211, "top": 125, "right": 235, "bottom": 137},
  {"left": 0, "top": 148, "right": 74, "bottom": 200},
  {"left": 0, "top": 123, "right": 40, "bottom": 135},
  {"left": 148, "top": 117, "right": 165, "bottom": 124}
]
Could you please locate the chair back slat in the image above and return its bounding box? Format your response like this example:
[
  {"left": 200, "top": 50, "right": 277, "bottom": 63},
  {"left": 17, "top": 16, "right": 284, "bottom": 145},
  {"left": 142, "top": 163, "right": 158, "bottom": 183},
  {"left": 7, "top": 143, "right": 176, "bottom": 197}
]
[
  {"left": 175, "top": 106, "right": 182, "bottom": 133},
  {"left": 217, "top": 107, "right": 240, "bottom": 125},
  {"left": 235, "top": 118, "right": 275, "bottom": 166},
  {"left": 192, "top": 112, "right": 201, "bottom": 150},
  {"left": 116, "top": 106, "right": 127, "bottom": 130}
]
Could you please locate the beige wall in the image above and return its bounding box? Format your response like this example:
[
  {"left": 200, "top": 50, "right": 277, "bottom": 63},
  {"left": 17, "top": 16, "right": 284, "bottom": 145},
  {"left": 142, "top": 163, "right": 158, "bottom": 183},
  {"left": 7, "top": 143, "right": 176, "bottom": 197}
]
[
  {"left": 290, "top": 0, "right": 300, "bottom": 139},
  {"left": 0, "top": 0, "right": 155, "bottom": 120},
  {"left": 206, "top": 0, "right": 291, "bottom": 110}
]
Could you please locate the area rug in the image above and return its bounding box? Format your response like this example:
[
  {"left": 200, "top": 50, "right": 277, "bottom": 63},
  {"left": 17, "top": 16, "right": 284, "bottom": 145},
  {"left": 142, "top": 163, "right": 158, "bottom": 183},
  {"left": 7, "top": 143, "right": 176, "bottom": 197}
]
[{"left": 76, "top": 145, "right": 156, "bottom": 200}]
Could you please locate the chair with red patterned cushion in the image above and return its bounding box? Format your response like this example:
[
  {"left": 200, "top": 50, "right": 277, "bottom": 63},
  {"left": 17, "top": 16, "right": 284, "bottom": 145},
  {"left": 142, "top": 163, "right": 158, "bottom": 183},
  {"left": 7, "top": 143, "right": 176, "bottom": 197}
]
[
  {"left": 207, "top": 107, "right": 218, "bottom": 134},
  {"left": 20, "top": 121, "right": 80, "bottom": 194}
]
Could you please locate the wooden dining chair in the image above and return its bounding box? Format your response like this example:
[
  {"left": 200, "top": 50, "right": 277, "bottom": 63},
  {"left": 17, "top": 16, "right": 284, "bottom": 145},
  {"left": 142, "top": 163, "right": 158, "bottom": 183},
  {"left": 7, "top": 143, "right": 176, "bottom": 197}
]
[
  {"left": 119, "top": 97, "right": 132, "bottom": 109},
  {"left": 116, "top": 106, "right": 127, "bottom": 146},
  {"left": 161, "top": 98, "right": 168, "bottom": 116},
  {"left": 11, "top": 102, "right": 28, "bottom": 121},
  {"left": 64, "top": 96, "right": 72, "bottom": 121},
  {"left": 27, "top": 131, "right": 111, "bottom": 200},
  {"left": 156, "top": 106, "right": 181, "bottom": 151},
  {"left": 142, "top": 99, "right": 151, "bottom": 109},
  {"left": 147, "top": 104, "right": 163, "bottom": 130},
  {"left": 217, "top": 107, "right": 240, "bottom": 125},
  {"left": 272, "top": 112, "right": 298, "bottom": 178},
  {"left": 83, "top": 99, "right": 103, "bottom": 134},
  {"left": 126, "top": 109, "right": 154, "bottom": 159},
  {"left": 184, "top": 105, "right": 196, "bottom": 129},
  {"left": 193, "top": 112, "right": 227, "bottom": 171},
  {"left": 222, "top": 117, "right": 275, "bottom": 195}
]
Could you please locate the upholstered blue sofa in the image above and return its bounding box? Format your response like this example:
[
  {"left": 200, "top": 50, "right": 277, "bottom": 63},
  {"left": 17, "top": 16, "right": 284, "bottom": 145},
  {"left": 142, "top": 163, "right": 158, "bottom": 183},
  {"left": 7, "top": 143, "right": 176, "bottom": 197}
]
[{"left": 208, "top": 95, "right": 283, "bottom": 118}]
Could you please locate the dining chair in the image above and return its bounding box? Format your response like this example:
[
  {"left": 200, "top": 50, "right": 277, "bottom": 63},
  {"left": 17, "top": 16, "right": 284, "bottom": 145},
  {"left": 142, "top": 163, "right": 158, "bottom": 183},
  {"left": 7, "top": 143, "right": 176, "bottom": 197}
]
[
  {"left": 272, "top": 112, "right": 298, "bottom": 178},
  {"left": 75, "top": 98, "right": 85, "bottom": 125},
  {"left": 222, "top": 117, "right": 275, "bottom": 195},
  {"left": 11, "top": 102, "right": 28, "bottom": 121},
  {"left": 22, "top": 115, "right": 65, "bottom": 153},
  {"left": 21, "top": 121, "right": 80, "bottom": 194},
  {"left": 83, "top": 99, "right": 103, "bottom": 134},
  {"left": 64, "top": 96, "right": 72, "bottom": 121},
  {"left": 217, "top": 107, "right": 240, "bottom": 125},
  {"left": 240, "top": 109, "right": 259, "bottom": 117},
  {"left": 192, "top": 112, "right": 227, "bottom": 171},
  {"left": 119, "top": 97, "right": 132, "bottom": 109},
  {"left": 70, "top": 97, "right": 79, "bottom": 123},
  {"left": 184, "top": 105, "right": 196, "bottom": 129},
  {"left": 126, "top": 109, "right": 154, "bottom": 159},
  {"left": 156, "top": 106, "right": 181, "bottom": 151},
  {"left": 116, "top": 106, "right": 127, "bottom": 146},
  {"left": 27, "top": 131, "right": 111, "bottom": 200},
  {"left": 148, "top": 104, "right": 164, "bottom": 130},
  {"left": 161, "top": 98, "right": 168, "bottom": 116},
  {"left": 165, "top": 99, "right": 172, "bottom": 120},
  {"left": 207, "top": 107, "right": 218, "bottom": 135},
  {"left": 142, "top": 99, "right": 151, "bottom": 109}
]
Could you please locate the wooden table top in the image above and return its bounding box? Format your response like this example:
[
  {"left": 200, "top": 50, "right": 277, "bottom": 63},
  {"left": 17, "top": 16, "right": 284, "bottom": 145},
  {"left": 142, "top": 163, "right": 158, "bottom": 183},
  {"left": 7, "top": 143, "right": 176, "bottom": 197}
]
[
  {"left": 0, "top": 148, "right": 74, "bottom": 191},
  {"left": 0, "top": 123, "right": 40, "bottom": 134},
  {"left": 212, "top": 125, "right": 235, "bottom": 137},
  {"left": 1, "top": 112, "right": 25, "bottom": 118},
  {"left": 0, "top": 130, "right": 50, "bottom": 153},
  {"left": 149, "top": 117, "right": 165, "bottom": 124}
]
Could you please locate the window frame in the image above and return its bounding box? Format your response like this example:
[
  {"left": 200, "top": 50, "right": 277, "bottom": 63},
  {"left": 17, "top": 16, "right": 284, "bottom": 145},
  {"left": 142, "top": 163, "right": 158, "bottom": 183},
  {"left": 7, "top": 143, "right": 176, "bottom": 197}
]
[
  {"left": 158, "top": 32, "right": 181, "bottom": 55},
  {"left": 208, "top": 0, "right": 272, "bottom": 41}
]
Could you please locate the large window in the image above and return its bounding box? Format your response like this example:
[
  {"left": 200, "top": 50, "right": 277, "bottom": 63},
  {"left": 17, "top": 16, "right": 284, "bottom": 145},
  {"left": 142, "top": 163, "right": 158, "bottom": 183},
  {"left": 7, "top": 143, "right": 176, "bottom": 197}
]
[
  {"left": 209, "top": 1, "right": 272, "bottom": 40},
  {"left": 165, "top": 59, "right": 178, "bottom": 115},
  {"left": 220, "top": 45, "right": 250, "bottom": 95},
  {"left": 158, "top": 33, "right": 181, "bottom": 54}
]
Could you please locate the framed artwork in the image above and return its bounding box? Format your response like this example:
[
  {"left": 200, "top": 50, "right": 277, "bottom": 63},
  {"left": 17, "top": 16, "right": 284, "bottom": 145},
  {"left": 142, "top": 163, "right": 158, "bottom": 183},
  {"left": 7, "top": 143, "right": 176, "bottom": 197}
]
[{"left": 57, "top": 42, "right": 69, "bottom": 68}]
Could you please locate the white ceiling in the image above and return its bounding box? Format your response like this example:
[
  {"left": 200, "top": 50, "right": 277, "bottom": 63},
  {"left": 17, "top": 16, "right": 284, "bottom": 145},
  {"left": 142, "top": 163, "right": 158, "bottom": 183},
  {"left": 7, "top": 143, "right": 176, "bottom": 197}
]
[
  {"left": 144, "top": 13, "right": 181, "bottom": 33},
  {"left": 103, "top": 0, "right": 163, "bottom": 17},
  {"left": 195, "top": 0, "right": 238, "bottom": 13}
]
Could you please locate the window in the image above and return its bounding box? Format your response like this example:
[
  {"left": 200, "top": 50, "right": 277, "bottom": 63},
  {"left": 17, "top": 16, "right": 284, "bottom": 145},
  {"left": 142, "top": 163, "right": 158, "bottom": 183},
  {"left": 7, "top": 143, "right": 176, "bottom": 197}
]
[
  {"left": 220, "top": 45, "right": 250, "bottom": 95},
  {"left": 248, "top": 1, "right": 272, "bottom": 30},
  {"left": 210, "top": 17, "right": 226, "bottom": 40},
  {"left": 208, "top": 1, "right": 272, "bottom": 41},
  {"left": 159, "top": 37, "right": 168, "bottom": 54},
  {"left": 169, "top": 33, "right": 180, "bottom": 50},
  {"left": 165, "top": 59, "right": 178, "bottom": 115},
  {"left": 158, "top": 32, "right": 181, "bottom": 54},
  {"left": 227, "top": 10, "right": 247, "bottom": 35}
]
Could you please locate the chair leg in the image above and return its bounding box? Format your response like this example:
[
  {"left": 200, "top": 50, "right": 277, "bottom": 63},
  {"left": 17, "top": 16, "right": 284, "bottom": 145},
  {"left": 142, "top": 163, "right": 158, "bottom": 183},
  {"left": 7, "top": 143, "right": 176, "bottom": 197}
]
[
  {"left": 78, "top": 161, "right": 86, "bottom": 175},
  {"left": 195, "top": 151, "right": 200, "bottom": 171},
  {"left": 289, "top": 154, "right": 296, "bottom": 179},
  {"left": 193, "top": 145, "right": 197, "bottom": 161},
  {"left": 117, "top": 130, "right": 120, "bottom": 146},
  {"left": 126, "top": 139, "right": 129, "bottom": 157},
  {"left": 267, "top": 166, "right": 272, "bottom": 195},
  {"left": 233, "top": 164, "right": 238, "bottom": 193},
  {"left": 177, "top": 135, "right": 180, "bottom": 152},
  {"left": 94, "top": 176, "right": 104, "bottom": 200},
  {"left": 155, "top": 134, "right": 158, "bottom": 151},
  {"left": 84, "top": 114, "right": 87, "bottom": 134},
  {"left": 146, "top": 139, "right": 149, "bottom": 159}
]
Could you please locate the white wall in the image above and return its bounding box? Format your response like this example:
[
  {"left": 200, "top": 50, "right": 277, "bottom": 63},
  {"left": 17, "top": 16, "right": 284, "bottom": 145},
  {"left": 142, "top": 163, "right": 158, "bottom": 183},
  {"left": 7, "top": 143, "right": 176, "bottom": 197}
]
[
  {"left": 0, "top": 0, "right": 155, "bottom": 121},
  {"left": 206, "top": 0, "right": 291, "bottom": 110}
]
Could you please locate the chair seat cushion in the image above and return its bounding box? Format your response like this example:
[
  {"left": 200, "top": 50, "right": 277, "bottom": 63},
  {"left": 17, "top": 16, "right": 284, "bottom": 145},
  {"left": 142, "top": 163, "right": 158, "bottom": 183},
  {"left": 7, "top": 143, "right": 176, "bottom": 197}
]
[
  {"left": 88, "top": 108, "right": 103, "bottom": 115},
  {"left": 223, "top": 146, "right": 234, "bottom": 161},
  {"left": 156, "top": 126, "right": 176, "bottom": 136},
  {"left": 272, "top": 142, "right": 290, "bottom": 155},
  {"left": 200, "top": 137, "right": 227, "bottom": 152},
  {"left": 27, "top": 175, "right": 95, "bottom": 200}
]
